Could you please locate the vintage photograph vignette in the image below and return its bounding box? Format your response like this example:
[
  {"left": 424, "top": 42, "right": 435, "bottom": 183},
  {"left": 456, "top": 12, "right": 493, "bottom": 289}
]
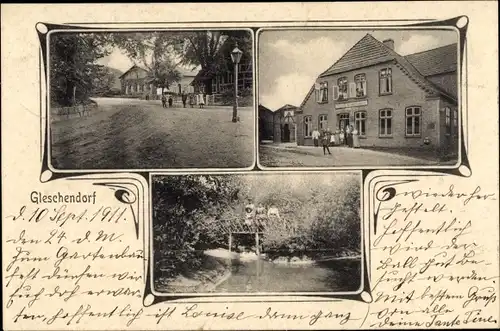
[
  {"left": 148, "top": 171, "right": 365, "bottom": 300},
  {"left": 42, "top": 27, "right": 256, "bottom": 173},
  {"left": 256, "top": 23, "right": 465, "bottom": 171}
]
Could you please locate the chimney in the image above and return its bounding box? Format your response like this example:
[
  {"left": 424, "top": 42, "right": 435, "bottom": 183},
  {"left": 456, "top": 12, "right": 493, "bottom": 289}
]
[{"left": 383, "top": 39, "right": 394, "bottom": 50}]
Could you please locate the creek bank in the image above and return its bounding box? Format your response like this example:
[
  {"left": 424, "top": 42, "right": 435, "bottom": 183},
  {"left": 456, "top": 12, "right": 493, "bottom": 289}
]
[
  {"left": 155, "top": 253, "right": 232, "bottom": 293},
  {"left": 205, "top": 247, "right": 361, "bottom": 265}
]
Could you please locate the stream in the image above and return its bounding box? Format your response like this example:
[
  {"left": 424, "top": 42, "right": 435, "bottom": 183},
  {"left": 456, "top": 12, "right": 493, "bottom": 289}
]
[{"left": 215, "top": 258, "right": 361, "bottom": 293}]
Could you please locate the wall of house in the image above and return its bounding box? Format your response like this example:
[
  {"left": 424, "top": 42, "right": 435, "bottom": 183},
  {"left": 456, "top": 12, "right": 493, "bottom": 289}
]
[
  {"left": 259, "top": 110, "right": 274, "bottom": 141},
  {"left": 297, "top": 62, "right": 446, "bottom": 149},
  {"left": 120, "top": 68, "right": 150, "bottom": 95},
  {"left": 427, "top": 72, "right": 458, "bottom": 98},
  {"left": 437, "top": 98, "right": 460, "bottom": 158}
]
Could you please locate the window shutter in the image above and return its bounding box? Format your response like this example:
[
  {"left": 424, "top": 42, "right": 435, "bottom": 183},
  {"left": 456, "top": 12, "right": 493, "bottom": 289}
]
[
  {"left": 332, "top": 85, "right": 339, "bottom": 101},
  {"left": 349, "top": 82, "right": 357, "bottom": 98}
]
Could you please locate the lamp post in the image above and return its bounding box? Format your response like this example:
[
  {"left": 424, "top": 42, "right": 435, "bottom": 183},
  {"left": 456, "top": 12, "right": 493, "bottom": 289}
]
[{"left": 231, "top": 43, "right": 243, "bottom": 123}]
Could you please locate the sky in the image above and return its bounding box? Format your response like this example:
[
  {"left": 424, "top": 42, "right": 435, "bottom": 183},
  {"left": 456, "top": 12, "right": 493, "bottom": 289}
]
[
  {"left": 258, "top": 29, "right": 458, "bottom": 110},
  {"left": 96, "top": 46, "right": 199, "bottom": 74},
  {"left": 97, "top": 48, "right": 135, "bottom": 72}
]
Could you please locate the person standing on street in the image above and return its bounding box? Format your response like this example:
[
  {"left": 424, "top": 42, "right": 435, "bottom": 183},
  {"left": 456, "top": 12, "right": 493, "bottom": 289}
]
[
  {"left": 312, "top": 128, "right": 320, "bottom": 147},
  {"left": 161, "top": 94, "right": 167, "bottom": 108},
  {"left": 352, "top": 126, "right": 360, "bottom": 148},
  {"left": 345, "top": 125, "right": 351, "bottom": 147},
  {"left": 198, "top": 93, "right": 205, "bottom": 109},
  {"left": 189, "top": 93, "right": 195, "bottom": 108},
  {"left": 348, "top": 125, "right": 354, "bottom": 148},
  {"left": 181, "top": 92, "right": 188, "bottom": 108},
  {"left": 321, "top": 130, "right": 332, "bottom": 155}
]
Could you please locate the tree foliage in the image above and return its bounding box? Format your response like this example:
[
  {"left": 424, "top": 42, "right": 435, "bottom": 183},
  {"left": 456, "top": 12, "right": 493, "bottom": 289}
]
[
  {"left": 152, "top": 174, "right": 361, "bottom": 279},
  {"left": 109, "top": 32, "right": 184, "bottom": 91},
  {"left": 49, "top": 33, "right": 111, "bottom": 106}
]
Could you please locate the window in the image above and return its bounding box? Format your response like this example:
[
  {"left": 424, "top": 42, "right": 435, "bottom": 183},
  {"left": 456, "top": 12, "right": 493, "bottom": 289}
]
[
  {"left": 319, "top": 114, "right": 328, "bottom": 131},
  {"left": 338, "top": 77, "right": 348, "bottom": 100},
  {"left": 453, "top": 109, "right": 458, "bottom": 128},
  {"left": 315, "top": 82, "right": 328, "bottom": 103},
  {"left": 338, "top": 113, "right": 350, "bottom": 130},
  {"left": 355, "top": 74, "right": 367, "bottom": 97},
  {"left": 355, "top": 111, "right": 366, "bottom": 136},
  {"left": 304, "top": 116, "right": 313, "bottom": 137},
  {"left": 405, "top": 106, "right": 421, "bottom": 136},
  {"left": 379, "top": 109, "right": 393, "bottom": 136},
  {"left": 379, "top": 68, "right": 393, "bottom": 95},
  {"left": 445, "top": 107, "right": 451, "bottom": 134}
]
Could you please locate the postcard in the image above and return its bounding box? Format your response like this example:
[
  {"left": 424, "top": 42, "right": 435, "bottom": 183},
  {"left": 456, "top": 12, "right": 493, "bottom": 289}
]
[{"left": 1, "top": 2, "right": 499, "bottom": 330}]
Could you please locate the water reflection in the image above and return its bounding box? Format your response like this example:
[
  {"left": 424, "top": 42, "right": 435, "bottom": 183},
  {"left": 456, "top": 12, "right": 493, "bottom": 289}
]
[{"left": 215, "top": 258, "right": 361, "bottom": 293}]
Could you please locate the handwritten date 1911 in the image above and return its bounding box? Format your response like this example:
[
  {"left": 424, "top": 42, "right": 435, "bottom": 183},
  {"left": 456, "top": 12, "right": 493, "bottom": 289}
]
[{"left": 6, "top": 205, "right": 128, "bottom": 226}]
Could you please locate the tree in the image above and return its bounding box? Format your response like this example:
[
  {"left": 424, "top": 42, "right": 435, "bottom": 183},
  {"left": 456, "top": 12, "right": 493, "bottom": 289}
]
[
  {"left": 146, "top": 58, "right": 181, "bottom": 95},
  {"left": 91, "top": 65, "right": 122, "bottom": 96},
  {"left": 179, "top": 30, "right": 252, "bottom": 93},
  {"left": 110, "top": 32, "right": 183, "bottom": 93},
  {"left": 49, "top": 33, "right": 111, "bottom": 106}
]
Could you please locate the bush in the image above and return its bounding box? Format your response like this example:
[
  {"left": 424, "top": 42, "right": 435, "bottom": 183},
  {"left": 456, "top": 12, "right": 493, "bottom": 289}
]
[
  {"left": 152, "top": 174, "right": 361, "bottom": 279},
  {"left": 152, "top": 175, "right": 238, "bottom": 279}
]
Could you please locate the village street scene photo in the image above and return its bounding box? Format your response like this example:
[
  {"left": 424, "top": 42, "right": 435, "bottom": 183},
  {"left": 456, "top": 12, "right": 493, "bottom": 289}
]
[
  {"left": 49, "top": 29, "right": 254, "bottom": 170},
  {"left": 152, "top": 173, "right": 361, "bottom": 294},
  {"left": 258, "top": 29, "right": 459, "bottom": 168}
]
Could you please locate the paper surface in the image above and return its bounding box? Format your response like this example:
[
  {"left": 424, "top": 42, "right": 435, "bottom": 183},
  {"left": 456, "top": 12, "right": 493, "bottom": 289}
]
[{"left": 1, "top": 2, "right": 499, "bottom": 330}]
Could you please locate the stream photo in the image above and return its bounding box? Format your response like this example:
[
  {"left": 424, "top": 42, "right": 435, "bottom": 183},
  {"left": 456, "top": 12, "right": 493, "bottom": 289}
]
[{"left": 151, "top": 172, "right": 362, "bottom": 294}]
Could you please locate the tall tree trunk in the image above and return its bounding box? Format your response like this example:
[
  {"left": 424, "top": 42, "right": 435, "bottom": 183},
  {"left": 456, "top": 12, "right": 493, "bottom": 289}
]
[
  {"left": 65, "top": 80, "right": 74, "bottom": 106},
  {"left": 205, "top": 78, "right": 212, "bottom": 95}
]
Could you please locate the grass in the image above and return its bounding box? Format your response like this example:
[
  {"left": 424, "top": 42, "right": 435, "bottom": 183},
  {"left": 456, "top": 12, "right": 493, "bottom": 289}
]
[{"left": 50, "top": 98, "right": 255, "bottom": 169}]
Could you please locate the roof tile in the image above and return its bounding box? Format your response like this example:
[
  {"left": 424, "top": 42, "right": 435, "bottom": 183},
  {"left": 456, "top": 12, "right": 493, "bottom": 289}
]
[{"left": 405, "top": 43, "right": 458, "bottom": 76}]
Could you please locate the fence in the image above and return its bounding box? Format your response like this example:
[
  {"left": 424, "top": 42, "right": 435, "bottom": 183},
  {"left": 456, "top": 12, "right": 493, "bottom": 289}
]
[{"left": 51, "top": 103, "right": 98, "bottom": 122}]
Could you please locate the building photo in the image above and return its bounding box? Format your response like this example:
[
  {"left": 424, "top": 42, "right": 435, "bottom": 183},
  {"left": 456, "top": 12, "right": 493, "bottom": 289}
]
[
  {"left": 48, "top": 29, "right": 254, "bottom": 170},
  {"left": 258, "top": 29, "right": 459, "bottom": 168},
  {"left": 152, "top": 172, "right": 361, "bottom": 294},
  {"left": 259, "top": 104, "right": 297, "bottom": 143}
]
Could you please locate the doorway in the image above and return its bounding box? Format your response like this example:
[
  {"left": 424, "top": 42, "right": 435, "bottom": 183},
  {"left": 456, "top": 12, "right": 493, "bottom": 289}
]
[
  {"left": 338, "top": 113, "right": 350, "bottom": 131},
  {"left": 282, "top": 124, "right": 291, "bottom": 142}
]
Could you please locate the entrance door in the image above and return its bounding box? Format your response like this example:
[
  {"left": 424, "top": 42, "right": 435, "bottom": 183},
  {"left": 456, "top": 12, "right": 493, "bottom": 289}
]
[
  {"left": 283, "top": 124, "right": 290, "bottom": 142},
  {"left": 338, "top": 113, "right": 350, "bottom": 131}
]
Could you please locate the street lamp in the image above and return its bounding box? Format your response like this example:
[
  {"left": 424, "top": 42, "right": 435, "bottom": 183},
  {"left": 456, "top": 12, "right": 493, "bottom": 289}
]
[{"left": 231, "top": 43, "right": 243, "bottom": 123}]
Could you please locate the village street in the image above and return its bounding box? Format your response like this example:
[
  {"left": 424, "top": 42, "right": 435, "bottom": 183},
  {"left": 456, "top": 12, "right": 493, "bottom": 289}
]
[
  {"left": 259, "top": 142, "right": 450, "bottom": 167},
  {"left": 50, "top": 97, "right": 254, "bottom": 169}
]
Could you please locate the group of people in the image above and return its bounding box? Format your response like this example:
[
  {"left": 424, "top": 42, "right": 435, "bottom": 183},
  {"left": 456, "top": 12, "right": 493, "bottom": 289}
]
[
  {"left": 312, "top": 125, "right": 360, "bottom": 155},
  {"left": 161, "top": 93, "right": 206, "bottom": 109}
]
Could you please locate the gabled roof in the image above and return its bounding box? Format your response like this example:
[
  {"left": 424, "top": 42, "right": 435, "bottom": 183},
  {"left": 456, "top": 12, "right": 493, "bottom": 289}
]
[
  {"left": 118, "top": 64, "right": 149, "bottom": 79},
  {"left": 178, "top": 66, "right": 201, "bottom": 77},
  {"left": 275, "top": 104, "right": 298, "bottom": 112},
  {"left": 119, "top": 64, "right": 200, "bottom": 80},
  {"left": 319, "top": 34, "right": 395, "bottom": 77},
  {"left": 405, "top": 43, "right": 457, "bottom": 76},
  {"left": 299, "top": 84, "right": 315, "bottom": 110},
  {"left": 258, "top": 104, "right": 273, "bottom": 112},
  {"left": 316, "top": 33, "right": 457, "bottom": 102}
]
